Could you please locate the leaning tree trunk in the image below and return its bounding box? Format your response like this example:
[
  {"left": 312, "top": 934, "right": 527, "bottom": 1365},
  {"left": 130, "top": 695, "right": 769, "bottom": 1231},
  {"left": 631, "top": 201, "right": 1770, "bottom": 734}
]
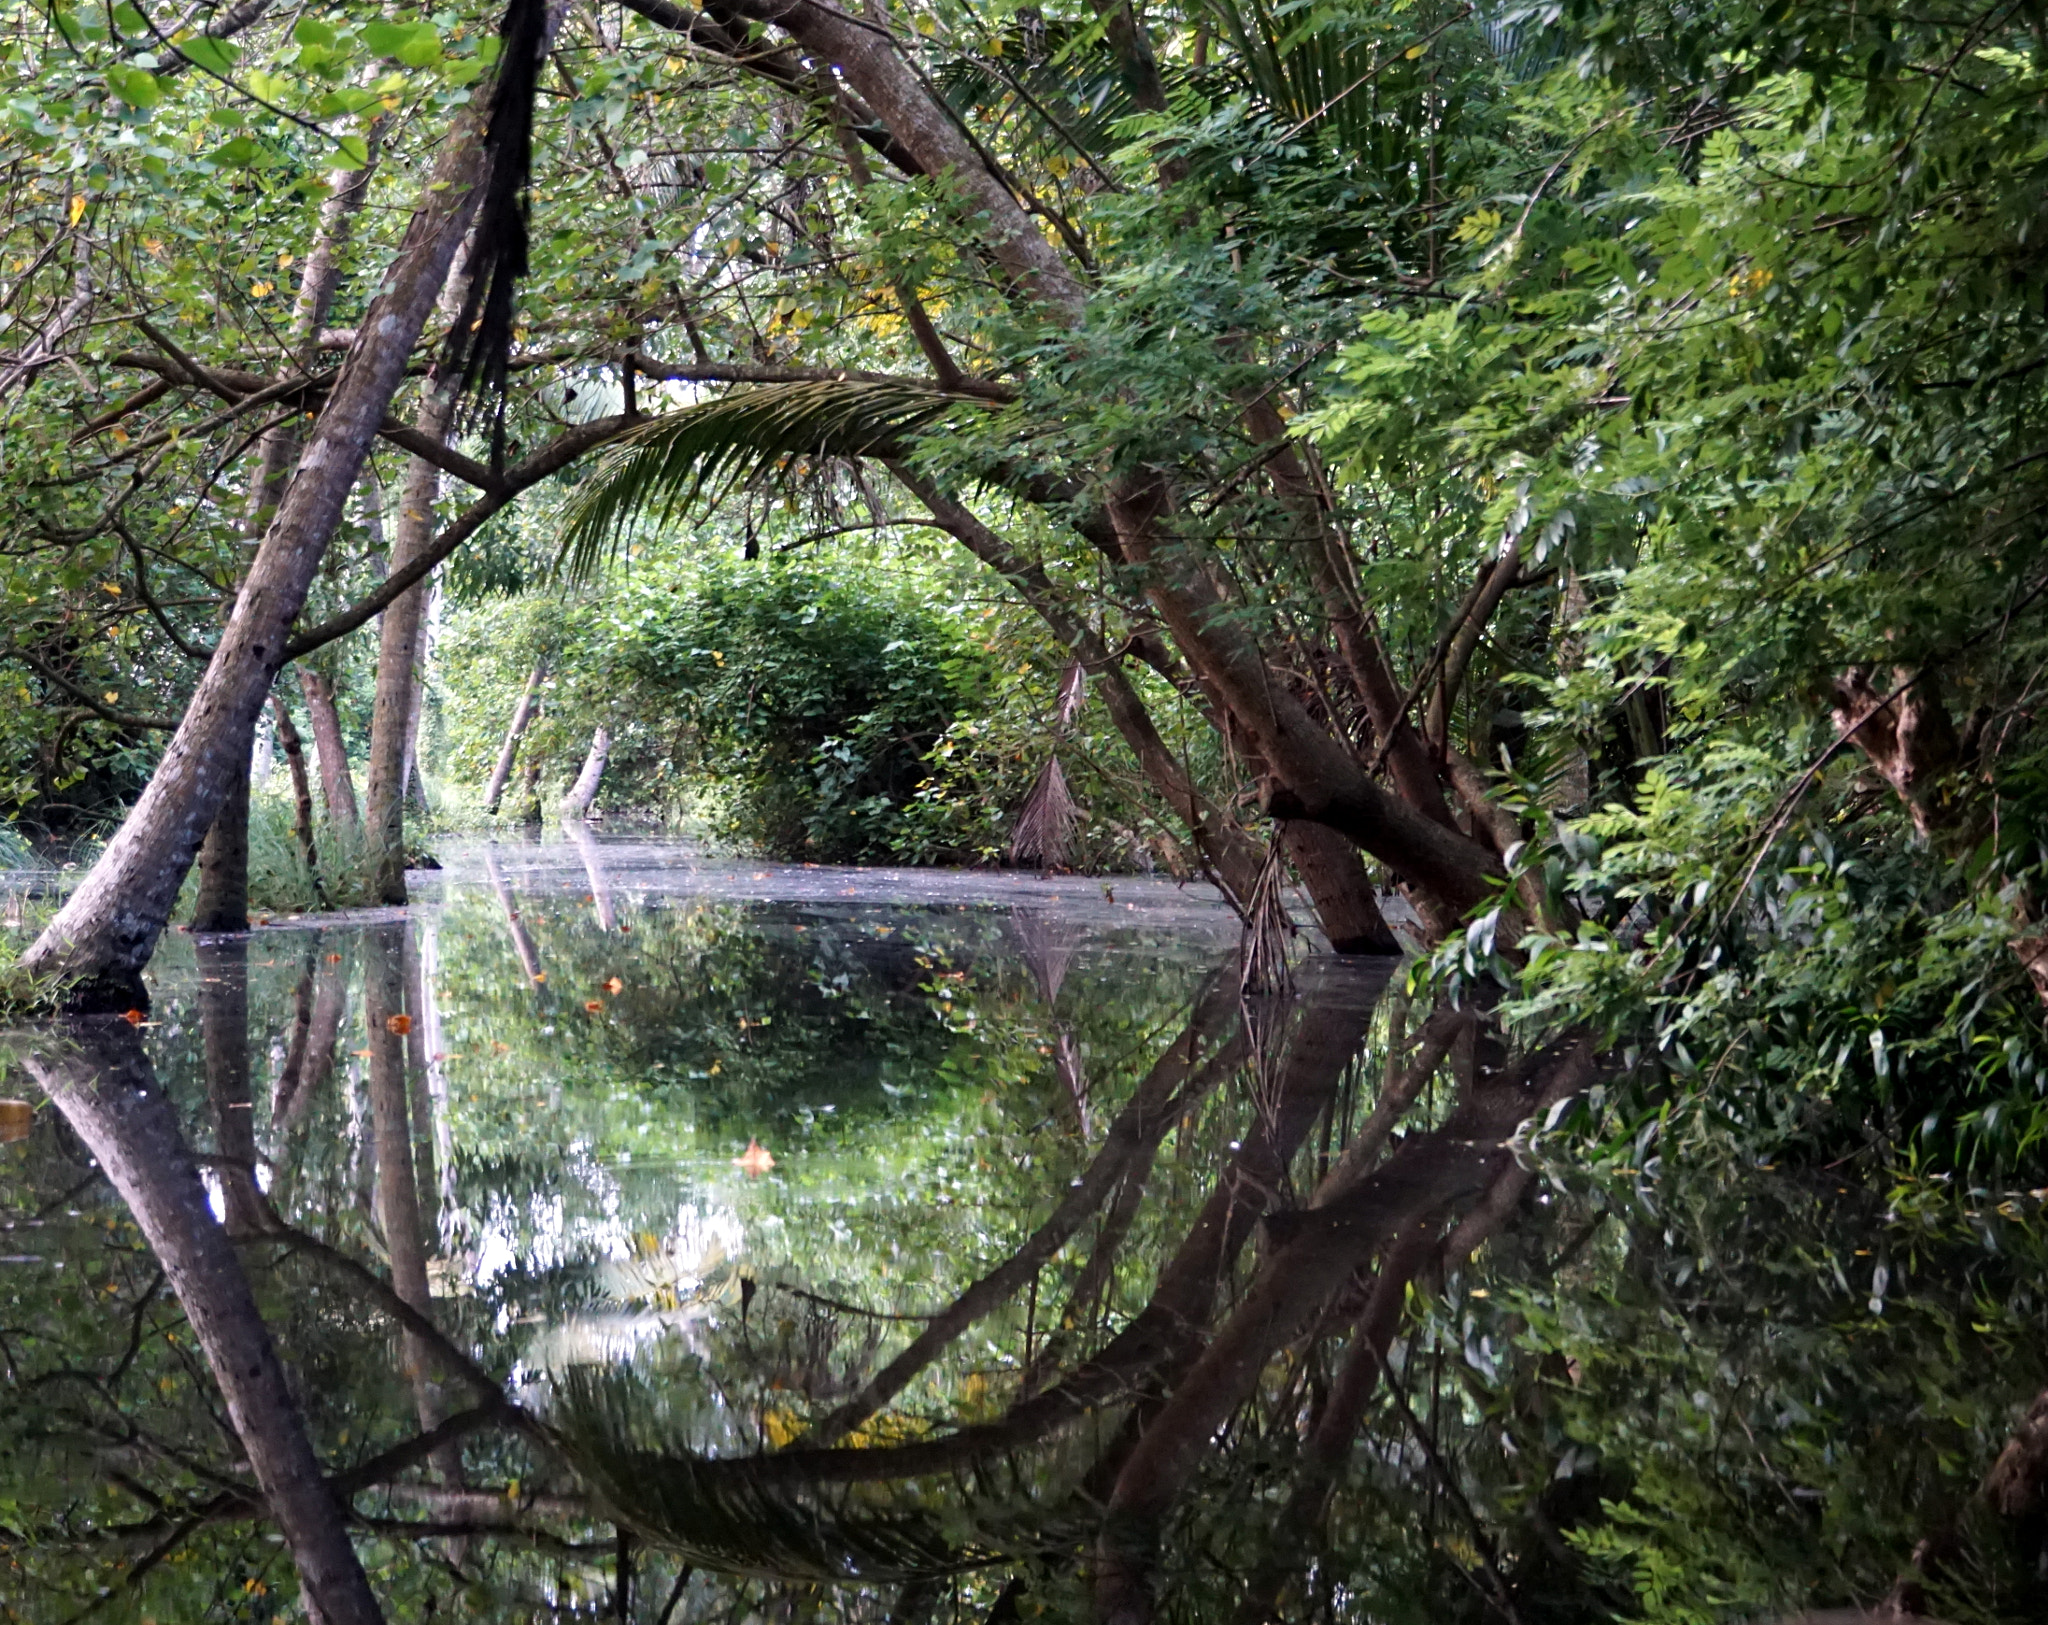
[
  {"left": 560, "top": 725, "right": 609, "bottom": 820},
  {"left": 483, "top": 655, "right": 548, "bottom": 813},
  {"left": 19, "top": 74, "right": 503, "bottom": 1008},
  {"left": 189, "top": 746, "right": 252, "bottom": 934},
  {"left": 298, "top": 668, "right": 359, "bottom": 830},
  {"left": 20, "top": 1021, "right": 388, "bottom": 1625}
]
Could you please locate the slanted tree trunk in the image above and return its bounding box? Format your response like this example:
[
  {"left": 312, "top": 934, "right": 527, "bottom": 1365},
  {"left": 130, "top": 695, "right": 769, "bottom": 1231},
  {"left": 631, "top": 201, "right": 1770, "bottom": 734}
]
[
  {"left": 189, "top": 750, "right": 252, "bottom": 933},
  {"left": 298, "top": 668, "right": 359, "bottom": 830},
  {"left": 20, "top": 1021, "right": 388, "bottom": 1625},
  {"left": 484, "top": 656, "right": 548, "bottom": 813},
  {"left": 21, "top": 72, "right": 505, "bottom": 1008},
  {"left": 1279, "top": 820, "right": 1398, "bottom": 954},
  {"left": 565, "top": 816, "right": 617, "bottom": 930},
  {"left": 560, "top": 725, "right": 609, "bottom": 820}
]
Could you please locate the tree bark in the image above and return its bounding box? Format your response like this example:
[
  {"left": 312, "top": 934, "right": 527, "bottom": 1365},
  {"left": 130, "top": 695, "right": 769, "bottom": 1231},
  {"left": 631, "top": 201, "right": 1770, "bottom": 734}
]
[
  {"left": 20, "top": 1020, "right": 388, "bottom": 1625},
  {"left": 484, "top": 656, "right": 548, "bottom": 813},
  {"left": 22, "top": 70, "right": 507, "bottom": 1007},
  {"left": 273, "top": 693, "right": 325, "bottom": 899},
  {"left": 560, "top": 725, "right": 609, "bottom": 819},
  {"left": 1279, "top": 820, "right": 1398, "bottom": 954},
  {"left": 299, "top": 668, "right": 359, "bottom": 830},
  {"left": 189, "top": 749, "right": 252, "bottom": 933},
  {"left": 366, "top": 374, "right": 458, "bottom": 905}
]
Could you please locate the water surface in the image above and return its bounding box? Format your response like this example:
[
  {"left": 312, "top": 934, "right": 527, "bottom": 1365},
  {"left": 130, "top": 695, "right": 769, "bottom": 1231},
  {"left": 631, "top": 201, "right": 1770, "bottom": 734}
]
[{"left": 3, "top": 835, "right": 2044, "bottom": 1623}]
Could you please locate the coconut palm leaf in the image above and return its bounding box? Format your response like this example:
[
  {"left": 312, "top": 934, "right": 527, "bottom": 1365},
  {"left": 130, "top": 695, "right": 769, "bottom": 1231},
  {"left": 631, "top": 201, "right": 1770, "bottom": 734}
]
[
  {"left": 549, "top": 1370, "right": 1062, "bottom": 1584},
  {"left": 555, "top": 380, "right": 972, "bottom": 580}
]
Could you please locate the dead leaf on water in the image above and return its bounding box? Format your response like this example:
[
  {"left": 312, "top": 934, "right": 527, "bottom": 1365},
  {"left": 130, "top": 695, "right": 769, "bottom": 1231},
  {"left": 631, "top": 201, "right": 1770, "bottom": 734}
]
[{"left": 734, "top": 1139, "right": 775, "bottom": 1177}]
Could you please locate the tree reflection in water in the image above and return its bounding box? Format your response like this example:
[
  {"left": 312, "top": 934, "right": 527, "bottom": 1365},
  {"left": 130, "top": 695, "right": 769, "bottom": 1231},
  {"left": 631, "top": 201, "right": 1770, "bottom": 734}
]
[{"left": 3, "top": 842, "right": 2048, "bottom": 1623}]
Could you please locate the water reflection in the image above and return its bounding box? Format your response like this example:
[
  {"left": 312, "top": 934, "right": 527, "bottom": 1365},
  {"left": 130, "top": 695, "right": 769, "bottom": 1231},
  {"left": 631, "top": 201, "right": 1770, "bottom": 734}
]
[{"left": 3, "top": 837, "right": 2048, "bottom": 1623}]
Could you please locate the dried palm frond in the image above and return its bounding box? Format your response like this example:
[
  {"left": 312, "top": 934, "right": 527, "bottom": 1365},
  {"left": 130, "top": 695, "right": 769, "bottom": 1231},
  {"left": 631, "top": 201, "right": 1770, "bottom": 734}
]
[
  {"left": 1007, "top": 912, "right": 1082, "bottom": 1005},
  {"left": 556, "top": 380, "right": 977, "bottom": 580},
  {"left": 1054, "top": 659, "right": 1088, "bottom": 729},
  {"left": 1009, "top": 755, "right": 1080, "bottom": 870}
]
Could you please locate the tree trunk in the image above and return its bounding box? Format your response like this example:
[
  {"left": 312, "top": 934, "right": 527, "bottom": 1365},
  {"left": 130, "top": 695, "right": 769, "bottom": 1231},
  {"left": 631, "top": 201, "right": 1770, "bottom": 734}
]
[
  {"left": 366, "top": 380, "right": 458, "bottom": 905},
  {"left": 485, "top": 846, "right": 546, "bottom": 986},
  {"left": 299, "top": 669, "right": 360, "bottom": 830},
  {"left": 484, "top": 656, "right": 548, "bottom": 813},
  {"left": 365, "top": 924, "right": 466, "bottom": 1488},
  {"left": 560, "top": 725, "right": 609, "bottom": 819},
  {"left": 21, "top": 73, "right": 504, "bottom": 1008},
  {"left": 565, "top": 816, "right": 617, "bottom": 930},
  {"left": 20, "top": 1020, "right": 388, "bottom": 1625},
  {"left": 1279, "top": 820, "right": 1398, "bottom": 954},
  {"left": 273, "top": 693, "right": 325, "bottom": 901},
  {"left": 197, "top": 934, "right": 267, "bottom": 1237},
  {"left": 189, "top": 749, "right": 252, "bottom": 934}
]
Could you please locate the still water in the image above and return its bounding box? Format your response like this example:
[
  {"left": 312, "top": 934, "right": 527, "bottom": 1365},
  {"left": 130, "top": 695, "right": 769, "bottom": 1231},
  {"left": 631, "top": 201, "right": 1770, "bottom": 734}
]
[{"left": 2, "top": 836, "right": 2045, "bottom": 1623}]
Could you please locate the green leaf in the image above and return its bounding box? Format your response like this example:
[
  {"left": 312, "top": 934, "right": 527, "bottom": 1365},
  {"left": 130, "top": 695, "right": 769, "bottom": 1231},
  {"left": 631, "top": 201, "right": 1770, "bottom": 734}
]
[
  {"left": 331, "top": 133, "right": 370, "bottom": 169},
  {"left": 176, "top": 35, "right": 238, "bottom": 74},
  {"left": 206, "top": 134, "right": 263, "bottom": 168},
  {"left": 363, "top": 19, "right": 442, "bottom": 67},
  {"left": 315, "top": 87, "right": 381, "bottom": 116},
  {"left": 105, "top": 65, "right": 160, "bottom": 108},
  {"left": 292, "top": 17, "right": 337, "bottom": 47}
]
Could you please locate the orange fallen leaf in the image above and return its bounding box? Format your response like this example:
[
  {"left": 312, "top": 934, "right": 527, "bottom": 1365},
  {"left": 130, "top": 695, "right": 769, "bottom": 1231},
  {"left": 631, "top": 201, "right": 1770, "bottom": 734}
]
[
  {"left": 327, "top": 953, "right": 343, "bottom": 964},
  {"left": 121, "top": 1009, "right": 145, "bottom": 1026},
  {"left": 584, "top": 1000, "right": 605, "bottom": 1014},
  {"left": 492, "top": 1040, "right": 510, "bottom": 1054},
  {"left": 352, "top": 1048, "right": 372, "bottom": 1058},
  {"left": 733, "top": 1138, "right": 776, "bottom": 1177},
  {"left": 604, "top": 976, "right": 623, "bottom": 994},
  {"left": 532, "top": 972, "right": 547, "bottom": 983},
  {"left": 385, "top": 1014, "right": 413, "bottom": 1035}
]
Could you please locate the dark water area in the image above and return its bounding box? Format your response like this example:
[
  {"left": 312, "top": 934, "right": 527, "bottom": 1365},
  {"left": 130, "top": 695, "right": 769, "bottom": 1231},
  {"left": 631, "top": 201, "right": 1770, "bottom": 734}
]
[{"left": 3, "top": 836, "right": 2047, "bottom": 1623}]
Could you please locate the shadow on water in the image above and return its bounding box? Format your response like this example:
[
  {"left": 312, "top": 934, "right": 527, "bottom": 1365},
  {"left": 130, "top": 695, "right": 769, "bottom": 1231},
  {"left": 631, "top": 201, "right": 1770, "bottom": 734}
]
[{"left": 3, "top": 835, "right": 2048, "bottom": 1623}]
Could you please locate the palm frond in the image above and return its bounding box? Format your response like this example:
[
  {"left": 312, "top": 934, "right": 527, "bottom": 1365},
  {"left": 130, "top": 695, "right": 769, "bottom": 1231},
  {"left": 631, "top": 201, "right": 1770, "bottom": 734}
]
[
  {"left": 550, "top": 1371, "right": 1024, "bottom": 1583},
  {"left": 555, "top": 380, "right": 970, "bottom": 580},
  {"left": 1009, "top": 755, "right": 1081, "bottom": 870}
]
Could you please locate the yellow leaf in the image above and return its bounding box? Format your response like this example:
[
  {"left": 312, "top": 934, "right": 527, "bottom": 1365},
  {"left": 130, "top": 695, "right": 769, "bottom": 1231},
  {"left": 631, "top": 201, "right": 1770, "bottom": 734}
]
[
  {"left": 1404, "top": 41, "right": 1427, "bottom": 58},
  {"left": 250, "top": 280, "right": 274, "bottom": 297},
  {"left": 102, "top": 691, "right": 119, "bottom": 704},
  {"left": 102, "top": 581, "right": 122, "bottom": 595},
  {"left": 277, "top": 252, "right": 294, "bottom": 269},
  {"left": 69, "top": 193, "right": 87, "bottom": 226}
]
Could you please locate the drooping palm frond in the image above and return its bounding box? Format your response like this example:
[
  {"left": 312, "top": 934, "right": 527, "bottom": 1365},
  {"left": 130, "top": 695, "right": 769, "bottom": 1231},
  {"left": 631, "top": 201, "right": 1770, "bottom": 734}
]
[
  {"left": 549, "top": 1370, "right": 1045, "bottom": 1584},
  {"left": 1009, "top": 755, "right": 1081, "bottom": 870},
  {"left": 555, "top": 380, "right": 971, "bottom": 580}
]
